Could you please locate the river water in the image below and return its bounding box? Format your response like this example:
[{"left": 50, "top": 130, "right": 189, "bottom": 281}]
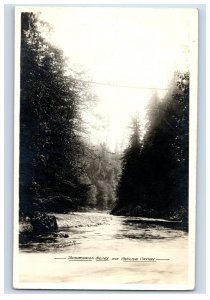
[{"left": 18, "top": 212, "right": 189, "bottom": 288}]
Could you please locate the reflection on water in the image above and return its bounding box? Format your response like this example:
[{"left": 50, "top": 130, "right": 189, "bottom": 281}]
[
  {"left": 116, "top": 218, "right": 185, "bottom": 241},
  {"left": 20, "top": 212, "right": 187, "bottom": 253}
]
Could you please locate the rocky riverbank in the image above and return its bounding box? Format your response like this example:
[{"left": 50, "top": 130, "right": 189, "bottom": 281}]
[{"left": 19, "top": 212, "right": 58, "bottom": 243}]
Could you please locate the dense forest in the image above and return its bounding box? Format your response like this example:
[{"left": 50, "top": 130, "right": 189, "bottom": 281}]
[
  {"left": 19, "top": 12, "right": 189, "bottom": 235},
  {"left": 83, "top": 143, "right": 121, "bottom": 210},
  {"left": 20, "top": 12, "right": 90, "bottom": 216},
  {"left": 112, "top": 72, "right": 189, "bottom": 229}
]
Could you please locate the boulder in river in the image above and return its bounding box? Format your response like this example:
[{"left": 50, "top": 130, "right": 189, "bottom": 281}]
[
  {"left": 58, "top": 233, "right": 69, "bottom": 238},
  {"left": 19, "top": 220, "right": 33, "bottom": 233},
  {"left": 20, "top": 213, "right": 58, "bottom": 235},
  {"left": 30, "top": 213, "right": 58, "bottom": 234}
]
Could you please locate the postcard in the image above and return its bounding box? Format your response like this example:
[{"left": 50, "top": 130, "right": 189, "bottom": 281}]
[{"left": 13, "top": 7, "right": 198, "bottom": 290}]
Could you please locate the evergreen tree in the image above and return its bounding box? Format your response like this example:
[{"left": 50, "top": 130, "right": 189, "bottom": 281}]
[
  {"left": 142, "top": 72, "right": 189, "bottom": 215},
  {"left": 20, "top": 12, "right": 89, "bottom": 215},
  {"left": 112, "top": 72, "right": 189, "bottom": 224},
  {"left": 113, "top": 117, "right": 143, "bottom": 212}
]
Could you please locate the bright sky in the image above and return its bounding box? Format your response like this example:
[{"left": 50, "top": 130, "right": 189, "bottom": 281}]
[{"left": 38, "top": 8, "right": 194, "bottom": 152}]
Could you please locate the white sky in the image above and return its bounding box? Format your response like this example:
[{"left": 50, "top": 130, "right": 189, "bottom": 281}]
[{"left": 38, "top": 8, "right": 194, "bottom": 152}]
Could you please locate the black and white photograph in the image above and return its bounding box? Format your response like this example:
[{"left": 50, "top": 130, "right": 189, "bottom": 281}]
[{"left": 13, "top": 7, "right": 198, "bottom": 289}]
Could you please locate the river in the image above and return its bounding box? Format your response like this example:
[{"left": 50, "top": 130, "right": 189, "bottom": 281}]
[{"left": 17, "top": 211, "right": 189, "bottom": 288}]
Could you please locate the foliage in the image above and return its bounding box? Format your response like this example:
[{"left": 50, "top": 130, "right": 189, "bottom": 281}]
[
  {"left": 20, "top": 12, "right": 91, "bottom": 215},
  {"left": 116, "top": 117, "right": 143, "bottom": 207},
  {"left": 20, "top": 12, "right": 189, "bottom": 224},
  {"left": 112, "top": 72, "right": 189, "bottom": 225},
  {"left": 83, "top": 144, "right": 121, "bottom": 210}
]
